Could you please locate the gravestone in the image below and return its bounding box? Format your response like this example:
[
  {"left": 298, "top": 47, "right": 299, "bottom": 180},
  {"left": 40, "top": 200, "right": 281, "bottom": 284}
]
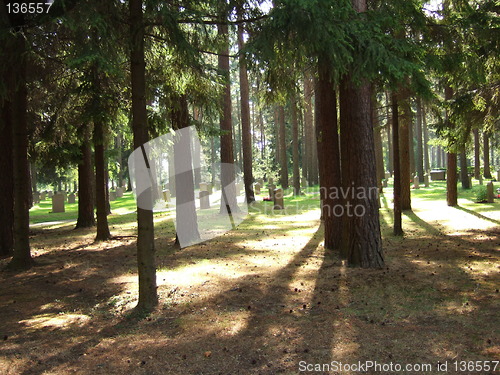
[
  {"left": 413, "top": 175, "right": 420, "bottom": 189},
  {"left": 40, "top": 192, "right": 46, "bottom": 201},
  {"left": 52, "top": 193, "right": 65, "bottom": 213},
  {"left": 486, "top": 182, "right": 494, "bottom": 203},
  {"left": 116, "top": 187, "right": 123, "bottom": 198},
  {"left": 273, "top": 188, "right": 284, "bottom": 210},
  {"left": 430, "top": 170, "right": 446, "bottom": 181},
  {"left": 68, "top": 193, "right": 76, "bottom": 204},
  {"left": 254, "top": 182, "right": 261, "bottom": 195},
  {"left": 48, "top": 191, "right": 53, "bottom": 198},
  {"left": 199, "top": 182, "right": 208, "bottom": 192},
  {"left": 163, "top": 189, "right": 171, "bottom": 202},
  {"left": 33, "top": 192, "right": 40, "bottom": 204},
  {"left": 424, "top": 173, "right": 430, "bottom": 188},
  {"left": 268, "top": 184, "right": 276, "bottom": 201},
  {"left": 109, "top": 191, "right": 117, "bottom": 201},
  {"left": 200, "top": 190, "right": 210, "bottom": 209}
]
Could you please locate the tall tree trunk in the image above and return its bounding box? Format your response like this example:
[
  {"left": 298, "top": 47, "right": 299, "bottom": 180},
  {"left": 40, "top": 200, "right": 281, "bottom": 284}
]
[
  {"left": 116, "top": 133, "right": 124, "bottom": 188},
  {"left": 415, "top": 98, "right": 424, "bottom": 181},
  {"left": 130, "top": 0, "right": 158, "bottom": 312},
  {"left": 237, "top": 21, "right": 255, "bottom": 203},
  {"left": 7, "top": 31, "right": 33, "bottom": 269},
  {"left": 304, "top": 74, "right": 314, "bottom": 186},
  {"left": 437, "top": 146, "right": 442, "bottom": 168},
  {"left": 473, "top": 128, "right": 481, "bottom": 179},
  {"left": 339, "top": 77, "right": 384, "bottom": 267},
  {"left": 422, "top": 103, "right": 430, "bottom": 173},
  {"left": 316, "top": 58, "right": 341, "bottom": 250},
  {"left": 385, "top": 91, "right": 393, "bottom": 175},
  {"left": 292, "top": 97, "right": 300, "bottom": 196},
  {"left": 371, "top": 91, "right": 384, "bottom": 192},
  {"left": 445, "top": 87, "right": 457, "bottom": 206},
  {"left": 0, "top": 59, "right": 14, "bottom": 257},
  {"left": 409, "top": 108, "right": 415, "bottom": 178},
  {"left": 392, "top": 94, "right": 403, "bottom": 236},
  {"left": 173, "top": 95, "right": 200, "bottom": 246},
  {"left": 483, "top": 132, "right": 492, "bottom": 178},
  {"left": 218, "top": 22, "right": 238, "bottom": 212},
  {"left": 459, "top": 145, "right": 470, "bottom": 189},
  {"left": 274, "top": 107, "right": 280, "bottom": 172},
  {"left": 278, "top": 105, "right": 289, "bottom": 189},
  {"left": 76, "top": 130, "right": 95, "bottom": 228},
  {"left": 94, "top": 120, "right": 111, "bottom": 240},
  {"left": 399, "top": 97, "right": 412, "bottom": 210},
  {"left": 339, "top": 75, "right": 384, "bottom": 267}
]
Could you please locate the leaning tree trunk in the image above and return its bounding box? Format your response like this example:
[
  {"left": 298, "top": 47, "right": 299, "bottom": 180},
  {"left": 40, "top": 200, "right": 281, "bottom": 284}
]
[
  {"left": 392, "top": 94, "right": 403, "bottom": 236},
  {"left": 0, "top": 60, "right": 14, "bottom": 257},
  {"left": 7, "top": 31, "right": 34, "bottom": 269},
  {"left": 483, "top": 132, "right": 492, "bottom": 179},
  {"left": 291, "top": 97, "right": 300, "bottom": 196},
  {"left": 445, "top": 87, "right": 458, "bottom": 206},
  {"left": 278, "top": 105, "right": 289, "bottom": 189},
  {"left": 76, "top": 129, "right": 95, "bottom": 228},
  {"left": 473, "top": 128, "right": 481, "bottom": 179},
  {"left": 94, "top": 119, "right": 111, "bottom": 241},
  {"left": 315, "top": 58, "right": 342, "bottom": 250},
  {"left": 237, "top": 21, "right": 255, "bottom": 204},
  {"left": 460, "top": 145, "right": 470, "bottom": 189},
  {"left": 130, "top": 0, "right": 158, "bottom": 312},
  {"left": 218, "top": 22, "right": 238, "bottom": 213}
]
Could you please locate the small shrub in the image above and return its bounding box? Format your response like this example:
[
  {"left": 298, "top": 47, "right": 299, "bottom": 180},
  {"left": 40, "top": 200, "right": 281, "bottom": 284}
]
[{"left": 473, "top": 185, "right": 488, "bottom": 203}]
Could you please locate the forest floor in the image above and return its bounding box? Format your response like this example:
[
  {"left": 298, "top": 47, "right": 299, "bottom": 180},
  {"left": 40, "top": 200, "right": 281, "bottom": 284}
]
[{"left": 1, "top": 183, "right": 499, "bottom": 375}]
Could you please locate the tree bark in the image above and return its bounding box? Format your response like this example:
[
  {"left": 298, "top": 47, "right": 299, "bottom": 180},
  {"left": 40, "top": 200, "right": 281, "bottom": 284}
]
[
  {"left": 173, "top": 96, "right": 200, "bottom": 247},
  {"left": 445, "top": 87, "right": 457, "bottom": 206},
  {"left": 0, "top": 58, "right": 14, "bottom": 257},
  {"left": 292, "top": 97, "right": 300, "bottom": 196},
  {"left": 130, "top": 0, "right": 158, "bottom": 312},
  {"left": 316, "top": 59, "right": 341, "bottom": 249},
  {"left": 371, "top": 91, "right": 384, "bottom": 192},
  {"left": 94, "top": 118, "right": 111, "bottom": 241},
  {"left": 399, "top": 97, "right": 412, "bottom": 210},
  {"left": 76, "top": 129, "right": 95, "bottom": 228},
  {"left": 7, "top": 31, "right": 34, "bottom": 269},
  {"left": 422, "top": 103, "right": 430, "bottom": 173},
  {"left": 303, "top": 74, "right": 314, "bottom": 186},
  {"left": 473, "top": 128, "right": 481, "bottom": 179},
  {"left": 459, "top": 145, "right": 470, "bottom": 189},
  {"left": 278, "top": 105, "right": 289, "bottom": 189},
  {"left": 483, "top": 132, "right": 492, "bottom": 178},
  {"left": 415, "top": 97, "right": 424, "bottom": 181},
  {"left": 385, "top": 91, "right": 393, "bottom": 175},
  {"left": 237, "top": 21, "right": 255, "bottom": 203},
  {"left": 339, "top": 75, "right": 384, "bottom": 268},
  {"left": 392, "top": 94, "right": 403, "bottom": 236},
  {"left": 218, "top": 22, "right": 238, "bottom": 213}
]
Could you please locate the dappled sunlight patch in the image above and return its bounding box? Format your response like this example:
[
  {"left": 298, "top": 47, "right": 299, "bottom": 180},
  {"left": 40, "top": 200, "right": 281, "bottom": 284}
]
[
  {"left": 437, "top": 299, "right": 477, "bottom": 315},
  {"left": 18, "top": 313, "right": 91, "bottom": 331}
]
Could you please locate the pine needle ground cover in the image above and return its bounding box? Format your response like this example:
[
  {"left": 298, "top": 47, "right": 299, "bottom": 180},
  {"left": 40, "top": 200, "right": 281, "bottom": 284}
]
[{"left": 1, "top": 184, "right": 499, "bottom": 374}]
